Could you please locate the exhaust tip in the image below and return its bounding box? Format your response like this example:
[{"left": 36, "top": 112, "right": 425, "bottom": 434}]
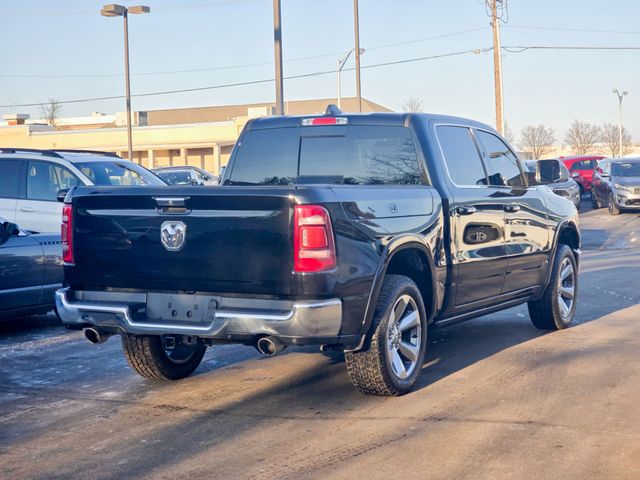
[
  {"left": 256, "top": 336, "right": 285, "bottom": 357},
  {"left": 84, "top": 328, "right": 110, "bottom": 345}
]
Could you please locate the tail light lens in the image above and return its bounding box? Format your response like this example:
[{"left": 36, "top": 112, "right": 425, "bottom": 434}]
[
  {"left": 293, "top": 205, "right": 336, "bottom": 272},
  {"left": 61, "top": 204, "right": 74, "bottom": 264}
]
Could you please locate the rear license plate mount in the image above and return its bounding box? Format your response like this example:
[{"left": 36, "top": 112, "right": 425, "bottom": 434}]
[{"left": 146, "top": 293, "right": 218, "bottom": 323}]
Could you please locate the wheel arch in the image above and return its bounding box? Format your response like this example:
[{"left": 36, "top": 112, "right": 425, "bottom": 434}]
[
  {"left": 541, "top": 220, "right": 580, "bottom": 293},
  {"left": 352, "top": 235, "right": 438, "bottom": 351}
]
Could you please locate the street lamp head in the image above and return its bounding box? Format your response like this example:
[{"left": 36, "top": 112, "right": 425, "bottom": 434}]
[
  {"left": 612, "top": 89, "right": 619, "bottom": 94},
  {"left": 101, "top": 4, "right": 127, "bottom": 17},
  {"left": 129, "top": 5, "right": 151, "bottom": 14},
  {"left": 623, "top": 91, "right": 629, "bottom": 96}
]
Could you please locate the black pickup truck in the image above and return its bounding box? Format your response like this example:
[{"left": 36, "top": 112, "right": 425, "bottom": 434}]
[{"left": 56, "top": 109, "right": 580, "bottom": 396}]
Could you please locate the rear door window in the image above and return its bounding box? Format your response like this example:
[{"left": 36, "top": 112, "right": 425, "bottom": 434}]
[
  {"left": 0, "top": 159, "right": 22, "bottom": 199},
  {"left": 27, "top": 161, "right": 81, "bottom": 201},
  {"left": 435, "top": 125, "right": 487, "bottom": 187},
  {"left": 476, "top": 130, "right": 525, "bottom": 188},
  {"left": 227, "top": 125, "right": 422, "bottom": 186}
]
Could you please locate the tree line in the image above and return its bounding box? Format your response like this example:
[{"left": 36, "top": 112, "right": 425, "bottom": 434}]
[{"left": 515, "top": 121, "right": 633, "bottom": 160}]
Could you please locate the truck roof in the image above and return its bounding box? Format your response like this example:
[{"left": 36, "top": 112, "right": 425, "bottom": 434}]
[{"left": 245, "top": 110, "right": 496, "bottom": 133}]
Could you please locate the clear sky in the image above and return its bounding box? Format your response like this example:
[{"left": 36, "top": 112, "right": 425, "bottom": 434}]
[{"left": 1, "top": 0, "right": 639, "bottom": 142}]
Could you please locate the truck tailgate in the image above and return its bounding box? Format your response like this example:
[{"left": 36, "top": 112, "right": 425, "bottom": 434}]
[{"left": 67, "top": 187, "right": 296, "bottom": 295}]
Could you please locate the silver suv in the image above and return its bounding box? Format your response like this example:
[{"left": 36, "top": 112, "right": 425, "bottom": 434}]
[{"left": 0, "top": 149, "right": 165, "bottom": 233}]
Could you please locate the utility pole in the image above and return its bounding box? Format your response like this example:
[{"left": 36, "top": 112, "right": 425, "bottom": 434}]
[
  {"left": 122, "top": 10, "right": 133, "bottom": 160},
  {"left": 490, "top": 0, "right": 504, "bottom": 135},
  {"left": 273, "top": 0, "right": 284, "bottom": 115},
  {"left": 353, "top": 0, "right": 362, "bottom": 113}
]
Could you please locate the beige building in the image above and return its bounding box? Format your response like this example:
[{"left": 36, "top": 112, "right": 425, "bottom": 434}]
[{"left": 0, "top": 97, "right": 392, "bottom": 175}]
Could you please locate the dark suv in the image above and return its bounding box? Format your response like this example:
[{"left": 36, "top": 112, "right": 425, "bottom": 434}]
[{"left": 56, "top": 109, "right": 580, "bottom": 396}]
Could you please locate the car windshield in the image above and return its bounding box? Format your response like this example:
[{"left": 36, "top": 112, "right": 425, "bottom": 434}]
[
  {"left": 158, "top": 171, "right": 193, "bottom": 185},
  {"left": 76, "top": 161, "right": 165, "bottom": 186},
  {"left": 612, "top": 162, "right": 640, "bottom": 177}
]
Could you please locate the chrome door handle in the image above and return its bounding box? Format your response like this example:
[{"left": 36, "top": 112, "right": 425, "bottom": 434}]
[
  {"left": 504, "top": 204, "right": 521, "bottom": 213},
  {"left": 456, "top": 206, "right": 476, "bottom": 215},
  {"left": 20, "top": 207, "right": 35, "bottom": 213}
]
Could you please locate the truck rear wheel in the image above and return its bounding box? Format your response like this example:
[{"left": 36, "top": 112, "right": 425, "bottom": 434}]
[
  {"left": 528, "top": 244, "right": 578, "bottom": 330},
  {"left": 345, "top": 275, "right": 427, "bottom": 396},
  {"left": 121, "top": 334, "right": 206, "bottom": 380}
]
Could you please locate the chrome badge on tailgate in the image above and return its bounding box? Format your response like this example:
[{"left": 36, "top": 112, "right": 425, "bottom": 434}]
[{"left": 160, "top": 221, "right": 187, "bottom": 251}]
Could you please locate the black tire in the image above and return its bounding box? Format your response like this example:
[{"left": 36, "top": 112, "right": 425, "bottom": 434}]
[
  {"left": 528, "top": 244, "right": 578, "bottom": 330},
  {"left": 591, "top": 191, "right": 600, "bottom": 209},
  {"left": 121, "top": 334, "right": 206, "bottom": 380},
  {"left": 345, "top": 275, "right": 427, "bottom": 396},
  {"left": 608, "top": 193, "right": 621, "bottom": 215}
]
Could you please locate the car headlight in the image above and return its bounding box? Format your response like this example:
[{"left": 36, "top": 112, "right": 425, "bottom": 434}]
[{"left": 614, "top": 183, "right": 632, "bottom": 192}]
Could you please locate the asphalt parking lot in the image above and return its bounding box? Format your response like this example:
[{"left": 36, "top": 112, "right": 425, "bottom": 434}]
[{"left": 1, "top": 198, "right": 639, "bottom": 480}]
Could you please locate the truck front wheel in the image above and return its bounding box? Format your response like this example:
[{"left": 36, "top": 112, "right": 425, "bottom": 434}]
[
  {"left": 345, "top": 275, "right": 427, "bottom": 396},
  {"left": 121, "top": 334, "right": 206, "bottom": 380}
]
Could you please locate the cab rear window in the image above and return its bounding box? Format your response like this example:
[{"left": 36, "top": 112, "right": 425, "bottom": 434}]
[{"left": 226, "top": 125, "right": 422, "bottom": 186}]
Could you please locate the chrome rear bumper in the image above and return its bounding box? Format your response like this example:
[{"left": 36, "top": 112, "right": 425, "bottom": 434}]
[{"left": 55, "top": 288, "right": 342, "bottom": 341}]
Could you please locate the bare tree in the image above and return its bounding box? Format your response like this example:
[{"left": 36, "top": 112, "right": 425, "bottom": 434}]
[
  {"left": 519, "top": 124, "right": 555, "bottom": 159},
  {"left": 402, "top": 97, "right": 424, "bottom": 113},
  {"left": 601, "top": 122, "right": 633, "bottom": 158},
  {"left": 564, "top": 120, "right": 601, "bottom": 155},
  {"left": 39, "top": 98, "right": 63, "bottom": 128},
  {"left": 503, "top": 120, "right": 515, "bottom": 146}
]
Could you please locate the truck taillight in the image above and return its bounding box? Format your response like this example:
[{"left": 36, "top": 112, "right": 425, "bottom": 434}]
[
  {"left": 61, "top": 204, "right": 74, "bottom": 264},
  {"left": 294, "top": 205, "right": 336, "bottom": 272}
]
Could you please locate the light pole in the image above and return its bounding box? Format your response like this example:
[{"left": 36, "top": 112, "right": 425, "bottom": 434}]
[
  {"left": 612, "top": 89, "right": 628, "bottom": 158},
  {"left": 101, "top": 4, "right": 150, "bottom": 161},
  {"left": 337, "top": 48, "right": 365, "bottom": 109},
  {"left": 353, "top": 0, "right": 362, "bottom": 113}
]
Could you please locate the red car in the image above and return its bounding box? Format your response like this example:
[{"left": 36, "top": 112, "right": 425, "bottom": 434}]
[{"left": 560, "top": 155, "right": 605, "bottom": 195}]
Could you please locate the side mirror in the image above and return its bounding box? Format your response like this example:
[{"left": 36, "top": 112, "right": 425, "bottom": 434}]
[
  {"left": 0, "top": 221, "right": 20, "bottom": 238},
  {"left": 571, "top": 171, "right": 580, "bottom": 178},
  {"left": 536, "top": 159, "right": 561, "bottom": 184},
  {"left": 57, "top": 188, "right": 70, "bottom": 203},
  {"left": 191, "top": 180, "right": 199, "bottom": 186}
]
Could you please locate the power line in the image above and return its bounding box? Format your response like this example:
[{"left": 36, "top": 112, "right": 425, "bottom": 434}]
[
  {"left": 3, "top": 44, "right": 639, "bottom": 109},
  {"left": 502, "top": 45, "right": 640, "bottom": 53},
  {"left": 503, "top": 25, "right": 640, "bottom": 35},
  {"left": 0, "top": 48, "right": 489, "bottom": 108},
  {"left": 0, "top": 27, "right": 489, "bottom": 79}
]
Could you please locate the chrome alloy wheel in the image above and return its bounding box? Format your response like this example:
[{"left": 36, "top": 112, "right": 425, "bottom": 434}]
[
  {"left": 557, "top": 258, "right": 575, "bottom": 320},
  {"left": 386, "top": 294, "right": 422, "bottom": 380}
]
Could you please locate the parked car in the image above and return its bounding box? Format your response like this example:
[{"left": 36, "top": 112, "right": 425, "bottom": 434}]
[
  {"left": 591, "top": 157, "right": 640, "bottom": 215},
  {"left": 153, "top": 166, "right": 218, "bottom": 186},
  {"left": 0, "top": 149, "right": 166, "bottom": 233},
  {"left": 0, "top": 217, "right": 62, "bottom": 319},
  {"left": 560, "top": 155, "right": 605, "bottom": 195},
  {"left": 525, "top": 159, "right": 581, "bottom": 210},
  {"left": 56, "top": 109, "right": 580, "bottom": 396}
]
